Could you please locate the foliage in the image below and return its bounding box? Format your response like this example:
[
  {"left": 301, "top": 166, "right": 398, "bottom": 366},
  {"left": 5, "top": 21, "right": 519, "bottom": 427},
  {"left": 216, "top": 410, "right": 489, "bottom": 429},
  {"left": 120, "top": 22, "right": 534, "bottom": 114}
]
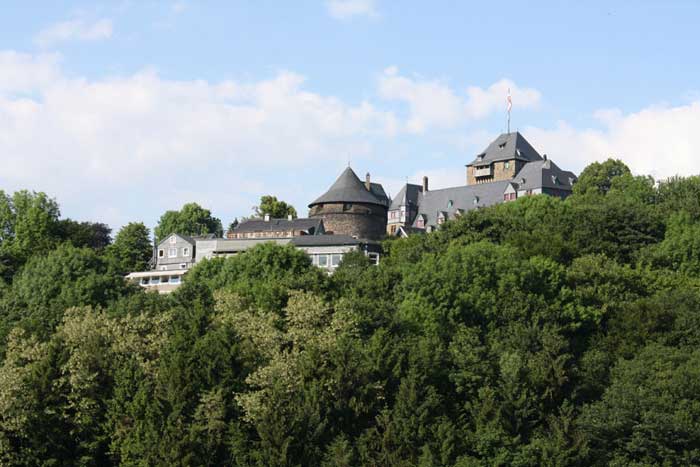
[
  {"left": 253, "top": 195, "right": 298, "bottom": 219},
  {"left": 572, "top": 158, "right": 631, "bottom": 196},
  {"left": 3, "top": 162, "right": 700, "bottom": 465},
  {"left": 56, "top": 219, "right": 112, "bottom": 250},
  {"left": 154, "top": 202, "right": 223, "bottom": 241},
  {"left": 106, "top": 222, "right": 153, "bottom": 274}
]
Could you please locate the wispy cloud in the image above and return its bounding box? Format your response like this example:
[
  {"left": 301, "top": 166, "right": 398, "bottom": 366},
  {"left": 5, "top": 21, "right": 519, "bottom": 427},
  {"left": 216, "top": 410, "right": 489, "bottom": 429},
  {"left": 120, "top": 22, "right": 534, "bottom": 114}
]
[
  {"left": 35, "top": 18, "right": 113, "bottom": 48},
  {"left": 326, "top": 0, "right": 378, "bottom": 20}
]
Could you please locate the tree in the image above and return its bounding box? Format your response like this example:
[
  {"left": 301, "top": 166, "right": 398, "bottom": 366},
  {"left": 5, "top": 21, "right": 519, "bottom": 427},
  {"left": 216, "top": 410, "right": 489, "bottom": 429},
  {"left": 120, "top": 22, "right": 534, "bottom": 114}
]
[
  {"left": 154, "top": 203, "right": 223, "bottom": 241},
  {"left": 253, "top": 195, "right": 297, "bottom": 219},
  {"left": 56, "top": 219, "right": 112, "bottom": 250},
  {"left": 0, "top": 243, "right": 129, "bottom": 342},
  {"left": 107, "top": 222, "right": 153, "bottom": 273},
  {"left": 572, "top": 159, "right": 631, "bottom": 196},
  {"left": 0, "top": 190, "right": 61, "bottom": 282}
]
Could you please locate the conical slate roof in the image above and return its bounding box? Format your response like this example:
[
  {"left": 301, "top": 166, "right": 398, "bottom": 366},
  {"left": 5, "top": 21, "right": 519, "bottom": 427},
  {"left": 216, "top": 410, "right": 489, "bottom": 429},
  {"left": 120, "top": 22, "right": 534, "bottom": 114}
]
[{"left": 309, "top": 167, "right": 387, "bottom": 207}]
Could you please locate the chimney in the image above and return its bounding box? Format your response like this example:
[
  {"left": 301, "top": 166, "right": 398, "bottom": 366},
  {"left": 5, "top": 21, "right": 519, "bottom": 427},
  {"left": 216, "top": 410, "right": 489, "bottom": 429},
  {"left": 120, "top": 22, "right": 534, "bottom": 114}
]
[
  {"left": 543, "top": 154, "right": 547, "bottom": 161},
  {"left": 287, "top": 214, "right": 293, "bottom": 221},
  {"left": 422, "top": 176, "right": 429, "bottom": 192},
  {"left": 365, "top": 172, "right": 371, "bottom": 191},
  {"left": 264, "top": 213, "right": 270, "bottom": 222}
]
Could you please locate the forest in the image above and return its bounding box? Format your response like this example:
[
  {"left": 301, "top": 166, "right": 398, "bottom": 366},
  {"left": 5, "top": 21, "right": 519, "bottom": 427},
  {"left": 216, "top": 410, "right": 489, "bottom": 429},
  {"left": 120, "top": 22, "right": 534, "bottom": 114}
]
[{"left": 1, "top": 159, "right": 700, "bottom": 466}]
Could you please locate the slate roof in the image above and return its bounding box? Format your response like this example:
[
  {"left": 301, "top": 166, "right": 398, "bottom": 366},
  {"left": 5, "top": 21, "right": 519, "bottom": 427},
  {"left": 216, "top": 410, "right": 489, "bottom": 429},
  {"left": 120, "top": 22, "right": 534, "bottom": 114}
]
[
  {"left": 390, "top": 183, "right": 423, "bottom": 210},
  {"left": 513, "top": 159, "right": 577, "bottom": 192},
  {"left": 291, "top": 235, "right": 372, "bottom": 247},
  {"left": 232, "top": 218, "right": 323, "bottom": 234},
  {"left": 467, "top": 132, "right": 543, "bottom": 166},
  {"left": 411, "top": 181, "right": 513, "bottom": 229},
  {"left": 309, "top": 167, "right": 389, "bottom": 208}
]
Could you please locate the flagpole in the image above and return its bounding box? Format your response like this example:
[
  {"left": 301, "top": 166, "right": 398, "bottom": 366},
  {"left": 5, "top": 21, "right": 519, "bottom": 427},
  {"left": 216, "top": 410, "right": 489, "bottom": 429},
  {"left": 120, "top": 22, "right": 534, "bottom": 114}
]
[{"left": 507, "top": 88, "right": 512, "bottom": 134}]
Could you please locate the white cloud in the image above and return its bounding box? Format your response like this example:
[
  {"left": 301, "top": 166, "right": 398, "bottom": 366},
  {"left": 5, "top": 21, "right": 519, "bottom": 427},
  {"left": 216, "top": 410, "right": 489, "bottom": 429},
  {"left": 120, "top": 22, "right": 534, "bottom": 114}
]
[
  {"left": 378, "top": 67, "right": 541, "bottom": 133},
  {"left": 525, "top": 101, "right": 700, "bottom": 180},
  {"left": 0, "top": 51, "right": 61, "bottom": 93},
  {"left": 35, "top": 18, "right": 113, "bottom": 48},
  {"left": 0, "top": 52, "right": 396, "bottom": 227},
  {"left": 465, "top": 79, "right": 541, "bottom": 119},
  {"left": 326, "top": 0, "right": 378, "bottom": 19}
]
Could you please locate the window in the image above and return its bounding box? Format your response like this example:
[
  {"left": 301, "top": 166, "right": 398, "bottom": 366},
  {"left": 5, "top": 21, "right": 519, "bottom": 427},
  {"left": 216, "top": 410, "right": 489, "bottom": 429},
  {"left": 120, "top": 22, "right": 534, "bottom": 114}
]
[
  {"left": 473, "top": 196, "right": 479, "bottom": 205},
  {"left": 170, "top": 276, "right": 181, "bottom": 284},
  {"left": 182, "top": 247, "right": 189, "bottom": 256},
  {"left": 416, "top": 217, "right": 425, "bottom": 228},
  {"left": 168, "top": 247, "right": 177, "bottom": 258},
  {"left": 368, "top": 252, "right": 380, "bottom": 265},
  {"left": 331, "top": 254, "right": 342, "bottom": 267},
  {"left": 158, "top": 249, "right": 164, "bottom": 258},
  {"left": 343, "top": 203, "right": 352, "bottom": 211},
  {"left": 140, "top": 277, "right": 149, "bottom": 285},
  {"left": 504, "top": 193, "right": 516, "bottom": 201},
  {"left": 169, "top": 235, "right": 176, "bottom": 244},
  {"left": 318, "top": 254, "right": 329, "bottom": 267},
  {"left": 161, "top": 276, "right": 170, "bottom": 283},
  {"left": 504, "top": 161, "right": 510, "bottom": 169},
  {"left": 499, "top": 142, "right": 507, "bottom": 149},
  {"left": 447, "top": 200, "right": 453, "bottom": 208},
  {"left": 150, "top": 277, "right": 160, "bottom": 285}
]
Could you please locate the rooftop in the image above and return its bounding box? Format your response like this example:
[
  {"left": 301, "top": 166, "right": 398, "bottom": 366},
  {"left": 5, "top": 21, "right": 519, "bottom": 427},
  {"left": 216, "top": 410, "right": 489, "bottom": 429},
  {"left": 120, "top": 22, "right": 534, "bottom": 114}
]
[{"left": 309, "top": 167, "right": 390, "bottom": 208}]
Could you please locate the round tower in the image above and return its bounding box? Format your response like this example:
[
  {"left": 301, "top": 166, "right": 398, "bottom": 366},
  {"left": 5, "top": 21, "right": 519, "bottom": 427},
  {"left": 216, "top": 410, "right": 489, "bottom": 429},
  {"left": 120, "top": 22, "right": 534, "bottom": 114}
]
[{"left": 308, "top": 167, "right": 388, "bottom": 240}]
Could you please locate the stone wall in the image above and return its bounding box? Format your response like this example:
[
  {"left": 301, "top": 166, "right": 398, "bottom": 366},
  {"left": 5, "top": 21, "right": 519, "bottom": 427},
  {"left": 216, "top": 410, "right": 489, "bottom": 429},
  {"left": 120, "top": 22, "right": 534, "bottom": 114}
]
[
  {"left": 309, "top": 203, "right": 387, "bottom": 240},
  {"left": 466, "top": 159, "right": 521, "bottom": 185}
]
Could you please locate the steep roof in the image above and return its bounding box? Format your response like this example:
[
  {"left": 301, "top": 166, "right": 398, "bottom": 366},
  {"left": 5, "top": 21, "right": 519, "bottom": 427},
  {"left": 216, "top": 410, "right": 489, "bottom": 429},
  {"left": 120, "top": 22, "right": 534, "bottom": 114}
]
[
  {"left": 232, "top": 218, "right": 323, "bottom": 234},
  {"left": 309, "top": 167, "right": 389, "bottom": 208},
  {"left": 513, "top": 159, "right": 578, "bottom": 192},
  {"left": 467, "top": 132, "right": 543, "bottom": 166},
  {"left": 411, "top": 181, "right": 512, "bottom": 229},
  {"left": 390, "top": 183, "right": 423, "bottom": 210}
]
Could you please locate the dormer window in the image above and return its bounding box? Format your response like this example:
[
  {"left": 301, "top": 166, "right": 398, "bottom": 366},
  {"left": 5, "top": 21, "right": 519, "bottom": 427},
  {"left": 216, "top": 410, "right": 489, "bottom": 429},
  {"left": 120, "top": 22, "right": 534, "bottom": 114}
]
[
  {"left": 499, "top": 142, "right": 507, "bottom": 149},
  {"left": 552, "top": 175, "right": 559, "bottom": 185},
  {"left": 473, "top": 196, "right": 479, "bottom": 205},
  {"left": 447, "top": 200, "right": 453, "bottom": 208},
  {"left": 416, "top": 216, "right": 425, "bottom": 228}
]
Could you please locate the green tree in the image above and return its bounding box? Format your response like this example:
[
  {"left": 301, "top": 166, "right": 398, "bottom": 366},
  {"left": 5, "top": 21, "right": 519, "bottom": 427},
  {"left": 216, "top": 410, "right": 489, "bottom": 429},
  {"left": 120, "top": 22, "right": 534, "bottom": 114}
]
[
  {"left": 0, "top": 190, "right": 61, "bottom": 282},
  {"left": 253, "top": 195, "right": 298, "bottom": 219},
  {"left": 0, "top": 243, "right": 129, "bottom": 342},
  {"left": 572, "top": 158, "right": 631, "bottom": 196},
  {"left": 107, "top": 222, "right": 153, "bottom": 273},
  {"left": 579, "top": 344, "right": 700, "bottom": 465},
  {"left": 154, "top": 202, "right": 223, "bottom": 241},
  {"left": 56, "top": 219, "right": 112, "bottom": 250}
]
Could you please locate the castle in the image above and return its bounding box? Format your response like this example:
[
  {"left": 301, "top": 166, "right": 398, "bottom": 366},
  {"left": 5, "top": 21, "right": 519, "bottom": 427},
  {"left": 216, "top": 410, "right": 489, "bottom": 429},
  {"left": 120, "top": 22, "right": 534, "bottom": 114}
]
[
  {"left": 387, "top": 131, "right": 577, "bottom": 235},
  {"left": 127, "top": 131, "right": 576, "bottom": 292}
]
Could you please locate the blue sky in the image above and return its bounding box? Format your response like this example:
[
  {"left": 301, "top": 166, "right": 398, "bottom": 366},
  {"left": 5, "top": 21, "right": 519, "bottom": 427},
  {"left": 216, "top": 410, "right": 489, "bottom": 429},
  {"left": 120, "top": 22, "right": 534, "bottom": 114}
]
[{"left": 1, "top": 0, "right": 699, "bottom": 232}]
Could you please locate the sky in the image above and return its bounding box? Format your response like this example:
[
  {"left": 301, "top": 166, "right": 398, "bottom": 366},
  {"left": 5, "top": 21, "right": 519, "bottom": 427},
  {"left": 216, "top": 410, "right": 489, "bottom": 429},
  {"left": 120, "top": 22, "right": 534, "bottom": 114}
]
[{"left": 1, "top": 0, "right": 700, "bottom": 232}]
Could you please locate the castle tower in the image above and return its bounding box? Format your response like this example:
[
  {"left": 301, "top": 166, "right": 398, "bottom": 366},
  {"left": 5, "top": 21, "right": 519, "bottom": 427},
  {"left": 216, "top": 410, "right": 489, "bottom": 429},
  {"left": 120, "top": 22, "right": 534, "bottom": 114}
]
[{"left": 308, "top": 167, "right": 389, "bottom": 240}]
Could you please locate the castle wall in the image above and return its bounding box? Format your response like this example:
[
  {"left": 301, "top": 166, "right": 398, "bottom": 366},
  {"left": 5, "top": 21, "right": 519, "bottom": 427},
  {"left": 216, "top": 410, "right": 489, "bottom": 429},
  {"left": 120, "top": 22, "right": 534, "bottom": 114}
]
[
  {"left": 309, "top": 203, "right": 387, "bottom": 240},
  {"left": 466, "top": 160, "right": 520, "bottom": 185}
]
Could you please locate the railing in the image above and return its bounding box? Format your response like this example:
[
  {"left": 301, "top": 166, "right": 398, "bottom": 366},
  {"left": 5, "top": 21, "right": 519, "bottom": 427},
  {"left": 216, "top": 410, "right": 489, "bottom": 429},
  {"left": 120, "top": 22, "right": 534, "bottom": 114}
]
[{"left": 473, "top": 166, "right": 492, "bottom": 177}]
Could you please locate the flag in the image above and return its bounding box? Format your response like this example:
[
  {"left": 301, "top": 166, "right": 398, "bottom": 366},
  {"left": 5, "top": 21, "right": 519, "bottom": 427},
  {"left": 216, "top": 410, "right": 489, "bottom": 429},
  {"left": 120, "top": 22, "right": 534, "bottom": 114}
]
[{"left": 507, "top": 88, "right": 512, "bottom": 113}]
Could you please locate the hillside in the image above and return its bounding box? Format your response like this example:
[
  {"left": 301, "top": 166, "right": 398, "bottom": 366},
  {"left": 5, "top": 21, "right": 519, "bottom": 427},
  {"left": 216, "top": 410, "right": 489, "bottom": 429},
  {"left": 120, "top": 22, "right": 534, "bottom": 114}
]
[{"left": 1, "top": 159, "right": 700, "bottom": 465}]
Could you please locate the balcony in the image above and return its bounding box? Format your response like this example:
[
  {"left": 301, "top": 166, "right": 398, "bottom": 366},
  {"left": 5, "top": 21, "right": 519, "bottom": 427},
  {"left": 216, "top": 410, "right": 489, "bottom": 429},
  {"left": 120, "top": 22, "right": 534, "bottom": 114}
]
[{"left": 473, "top": 165, "right": 492, "bottom": 178}]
